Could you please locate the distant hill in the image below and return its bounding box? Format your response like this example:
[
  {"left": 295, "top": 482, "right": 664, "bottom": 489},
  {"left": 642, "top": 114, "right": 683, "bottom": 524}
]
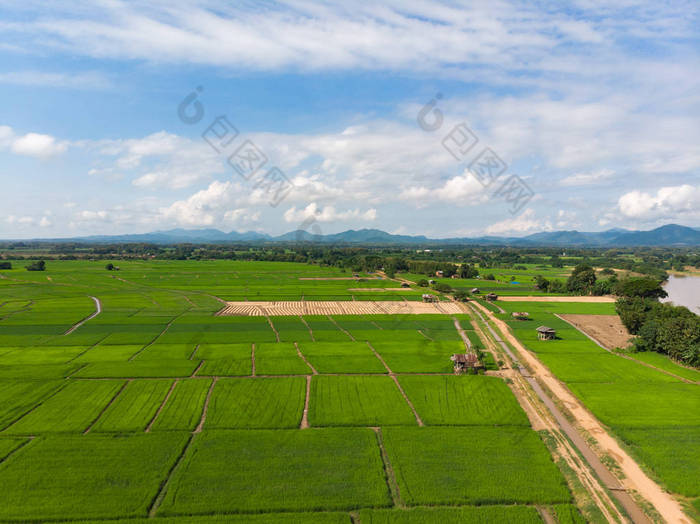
[{"left": 12, "top": 224, "right": 700, "bottom": 247}]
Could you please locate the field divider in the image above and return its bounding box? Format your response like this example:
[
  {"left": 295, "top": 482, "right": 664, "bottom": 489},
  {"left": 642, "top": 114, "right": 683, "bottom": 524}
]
[
  {"left": 188, "top": 344, "right": 200, "bottom": 360},
  {"left": 371, "top": 427, "right": 404, "bottom": 508},
  {"left": 83, "top": 379, "right": 131, "bottom": 435},
  {"left": 452, "top": 316, "right": 472, "bottom": 351},
  {"left": 129, "top": 310, "right": 189, "bottom": 361},
  {"left": 299, "top": 375, "right": 312, "bottom": 429},
  {"left": 146, "top": 380, "right": 179, "bottom": 433},
  {"left": 299, "top": 315, "right": 315, "bottom": 341},
  {"left": 66, "top": 334, "right": 111, "bottom": 364},
  {"left": 265, "top": 315, "right": 280, "bottom": 342},
  {"left": 294, "top": 342, "right": 318, "bottom": 374},
  {"left": 0, "top": 437, "right": 36, "bottom": 468},
  {"left": 194, "top": 377, "right": 218, "bottom": 433},
  {"left": 190, "top": 361, "right": 204, "bottom": 378},
  {"left": 417, "top": 329, "right": 433, "bottom": 341},
  {"left": 251, "top": 343, "right": 256, "bottom": 377},
  {"left": 148, "top": 432, "right": 197, "bottom": 518},
  {"left": 328, "top": 315, "right": 355, "bottom": 341},
  {"left": 366, "top": 342, "right": 424, "bottom": 427}
]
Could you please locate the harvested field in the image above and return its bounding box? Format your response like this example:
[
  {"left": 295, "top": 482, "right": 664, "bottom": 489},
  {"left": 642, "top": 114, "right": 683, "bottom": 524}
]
[
  {"left": 217, "top": 300, "right": 463, "bottom": 316},
  {"left": 558, "top": 314, "right": 632, "bottom": 349},
  {"left": 497, "top": 296, "right": 615, "bottom": 303}
]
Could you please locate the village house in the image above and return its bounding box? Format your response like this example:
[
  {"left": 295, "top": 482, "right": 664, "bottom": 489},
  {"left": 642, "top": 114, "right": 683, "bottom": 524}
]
[
  {"left": 536, "top": 326, "right": 557, "bottom": 340},
  {"left": 450, "top": 353, "right": 483, "bottom": 374},
  {"left": 512, "top": 312, "right": 530, "bottom": 320},
  {"left": 486, "top": 293, "right": 498, "bottom": 301}
]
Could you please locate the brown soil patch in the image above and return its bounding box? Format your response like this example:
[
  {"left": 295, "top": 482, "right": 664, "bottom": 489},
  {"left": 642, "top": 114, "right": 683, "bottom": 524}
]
[
  {"left": 559, "top": 314, "right": 632, "bottom": 350},
  {"left": 217, "top": 300, "right": 463, "bottom": 316}
]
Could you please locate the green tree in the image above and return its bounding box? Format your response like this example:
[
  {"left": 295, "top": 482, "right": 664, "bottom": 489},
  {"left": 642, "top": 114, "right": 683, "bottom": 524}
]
[
  {"left": 566, "top": 264, "right": 596, "bottom": 294},
  {"left": 26, "top": 260, "right": 46, "bottom": 272},
  {"left": 617, "top": 278, "right": 668, "bottom": 299}
]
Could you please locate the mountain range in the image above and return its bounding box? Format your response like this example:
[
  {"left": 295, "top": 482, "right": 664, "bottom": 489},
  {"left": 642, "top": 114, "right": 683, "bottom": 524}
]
[{"left": 14, "top": 224, "right": 700, "bottom": 247}]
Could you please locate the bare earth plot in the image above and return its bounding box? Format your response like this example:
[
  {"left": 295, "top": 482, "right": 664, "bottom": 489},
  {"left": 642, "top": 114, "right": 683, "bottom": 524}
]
[
  {"left": 217, "top": 301, "right": 463, "bottom": 316},
  {"left": 558, "top": 314, "right": 633, "bottom": 350}
]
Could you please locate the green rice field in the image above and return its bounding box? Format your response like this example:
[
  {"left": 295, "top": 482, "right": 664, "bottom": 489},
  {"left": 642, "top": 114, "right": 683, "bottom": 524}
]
[{"left": 0, "top": 260, "right": 584, "bottom": 521}]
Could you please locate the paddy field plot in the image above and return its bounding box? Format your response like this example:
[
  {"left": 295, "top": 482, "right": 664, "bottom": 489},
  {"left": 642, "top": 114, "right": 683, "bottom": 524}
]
[
  {"left": 205, "top": 377, "right": 306, "bottom": 429},
  {"left": 309, "top": 375, "right": 417, "bottom": 427},
  {"left": 149, "top": 378, "right": 212, "bottom": 431},
  {"left": 92, "top": 379, "right": 173, "bottom": 432},
  {"left": 371, "top": 340, "right": 463, "bottom": 373},
  {"left": 159, "top": 428, "right": 391, "bottom": 515},
  {"left": 398, "top": 375, "right": 530, "bottom": 426},
  {"left": 75, "top": 360, "right": 199, "bottom": 378},
  {"left": 382, "top": 426, "right": 570, "bottom": 506},
  {"left": 0, "top": 379, "right": 65, "bottom": 429},
  {"left": 255, "top": 342, "right": 313, "bottom": 375},
  {"left": 0, "top": 432, "right": 189, "bottom": 520},
  {"left": 357, "top": 505, "right": 543, "bottom": 523},
  {"left": 6, "top": 379, "right": 125, "bottom": 434},
  {"left": 298, "top": 341, "right": 386, "bottom": 373}
]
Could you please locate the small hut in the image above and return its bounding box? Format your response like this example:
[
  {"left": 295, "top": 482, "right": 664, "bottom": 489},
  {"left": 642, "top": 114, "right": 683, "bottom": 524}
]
[
  {"left": 422, "top": 294, "right": 437, "bottom": 303},
  {"left": 451, "top": 353, "right": 483, "bottom": 374},
  {"left": 512, "top": 312, "right": 530, "bottom": 320},
  {"left": 428, "top": 279, "right": 436, "bottom": 285},
  {"left": 435, "top": 270, "right": 444, "bottom": 277},
  {"left": 486, "top": 293, "right": 498, "bottom": 301},
  {"left": 536, "top": 326, "right": 556, "bottom": 340},
  {"left": 451, "top": 274, "right": 460, "bottom": 279},
  {"left": 470, "top": 287, "right": 480, "bottom": 294},
  {"left": 401, "top": 282, "right": 410, "bottom": 288}
]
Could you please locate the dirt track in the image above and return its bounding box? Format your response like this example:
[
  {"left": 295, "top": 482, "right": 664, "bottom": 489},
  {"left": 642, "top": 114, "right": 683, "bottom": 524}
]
[
  {"left": 497, "top": 296, "right": 616, "bottom": 303},
  {"left": 470, "top": 301, "right": 691, "bottom": 524}
]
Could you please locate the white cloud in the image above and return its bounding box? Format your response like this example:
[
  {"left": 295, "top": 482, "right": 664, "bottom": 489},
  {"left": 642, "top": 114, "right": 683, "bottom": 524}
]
[
  {"left": 617, "top": 185, "right": 700, "bottom": 220},
  {"left": 9, "top": 132, "right": 67, "bottom": 157},
  {"left": 283, "top": 203, "right": 377, "bottom": 224},
  {"left": 560, "top": 168, "right": 615, "bottom": 187},
  {"left": 485, "top": 208, "right": 552, "bottom": 235},
  {"left": 399, "top": 172, "right": 489, "bottom": 207},
  {"left": 159, "top": 180, "right": 238, "bottom": 227},
  {"left": 39, "top": 217, "right": 52, "bottom": 227},
  {"left": 0, "top": 70, "right": 111, "bottom": 89}
]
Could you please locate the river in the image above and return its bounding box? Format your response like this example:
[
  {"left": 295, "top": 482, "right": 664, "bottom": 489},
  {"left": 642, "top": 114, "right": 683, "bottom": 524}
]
[{"left": 661, "top": 274, "right": 700, "bottom": 315}]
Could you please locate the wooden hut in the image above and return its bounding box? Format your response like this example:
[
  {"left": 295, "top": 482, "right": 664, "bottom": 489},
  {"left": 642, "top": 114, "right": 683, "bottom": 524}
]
[
  {"left": 451, "top": 353, "right": 483, "bottom": 374},
  {"left": 470, "top": 287, "right": 480, "bottom": 294},
  {"left": 486, "top": 293, "right": 498, "bottom": 301},
  {"left": 422, "top": 294, "right": 437, "bottom": 303},
  {"left": 435, "top": 270, "right": 444, "bottom": 277},
  {"left": 512, "top": 312, "right": 530, "bottom": 320},
  {"left": 536, "top": 326, "right": 556, "bottom": 340},
  {"left": 401, "top": 282, "right": 410, "bottom": 288}
]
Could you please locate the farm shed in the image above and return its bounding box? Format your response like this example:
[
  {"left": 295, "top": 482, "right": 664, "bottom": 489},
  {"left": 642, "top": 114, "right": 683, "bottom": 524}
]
[
  {"left": 401, "top": 282, "right": 410, "bottom": 288},
  {"left": 512, "top": 312, "right": 530, "bottom": 320},
  {"left": 435, "top": 270, "right": 444, "bottom": 277},
  {"left": 422, "top": 294, "right": 437, "bottom": 303},
  {"left": 486, "top": 293, "right": 498, "bottom": 301},
  {"left": 471, "top": 288, "right": 480, "bottom": 294},
  {"left": 536, "top": 326, "right": 556, "bottom": 340},
  {"left": 450, "top": 353, "right": 483, "bottom": 374}
]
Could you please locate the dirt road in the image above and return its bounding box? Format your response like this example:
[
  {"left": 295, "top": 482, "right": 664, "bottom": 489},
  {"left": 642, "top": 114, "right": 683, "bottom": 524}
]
[{"left": 470, "top": 301, "right": 691, "bottom": 524}]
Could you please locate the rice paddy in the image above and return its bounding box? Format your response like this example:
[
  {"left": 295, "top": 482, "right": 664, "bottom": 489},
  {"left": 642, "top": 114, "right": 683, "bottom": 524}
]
[{"left": 0, "top": 259, "right": 586, "bottom": 521}]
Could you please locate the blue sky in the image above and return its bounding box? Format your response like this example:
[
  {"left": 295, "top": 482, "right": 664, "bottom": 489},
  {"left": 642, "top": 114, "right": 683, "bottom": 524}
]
[{"left": 0, "top": 0, "right": 698, "bottom": 239}]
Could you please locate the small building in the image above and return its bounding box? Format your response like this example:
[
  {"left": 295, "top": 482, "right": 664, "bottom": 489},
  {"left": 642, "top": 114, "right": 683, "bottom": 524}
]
[
  {"left": 451, "top": 353, "right": 483, "bottom": 374},
  {"left": 451, "top": 274, "right": 460, "bottom": 279},
  {"left": 401, "top": 282, "right": 410, "bottom": 288},
  {"left": 486, "top": 293, "right": 498, "bottom": 301},
  {"left": 536, "top": 326, "right": 556, "bottom": 340},
  {"left": 422, "top": 294, "right": 437, "bottom": 303},
  {"left": 435, "top": 270, "right": 444, "bottom": 277},
  {"left": 512, "top": 312, "right": 529, "bottom": 320},
  {"left": 428, "top": 279, "right": 436, "bottom": 285},
  {"left": 471, "top": 287, "right": 480, "bottom": 294}
]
